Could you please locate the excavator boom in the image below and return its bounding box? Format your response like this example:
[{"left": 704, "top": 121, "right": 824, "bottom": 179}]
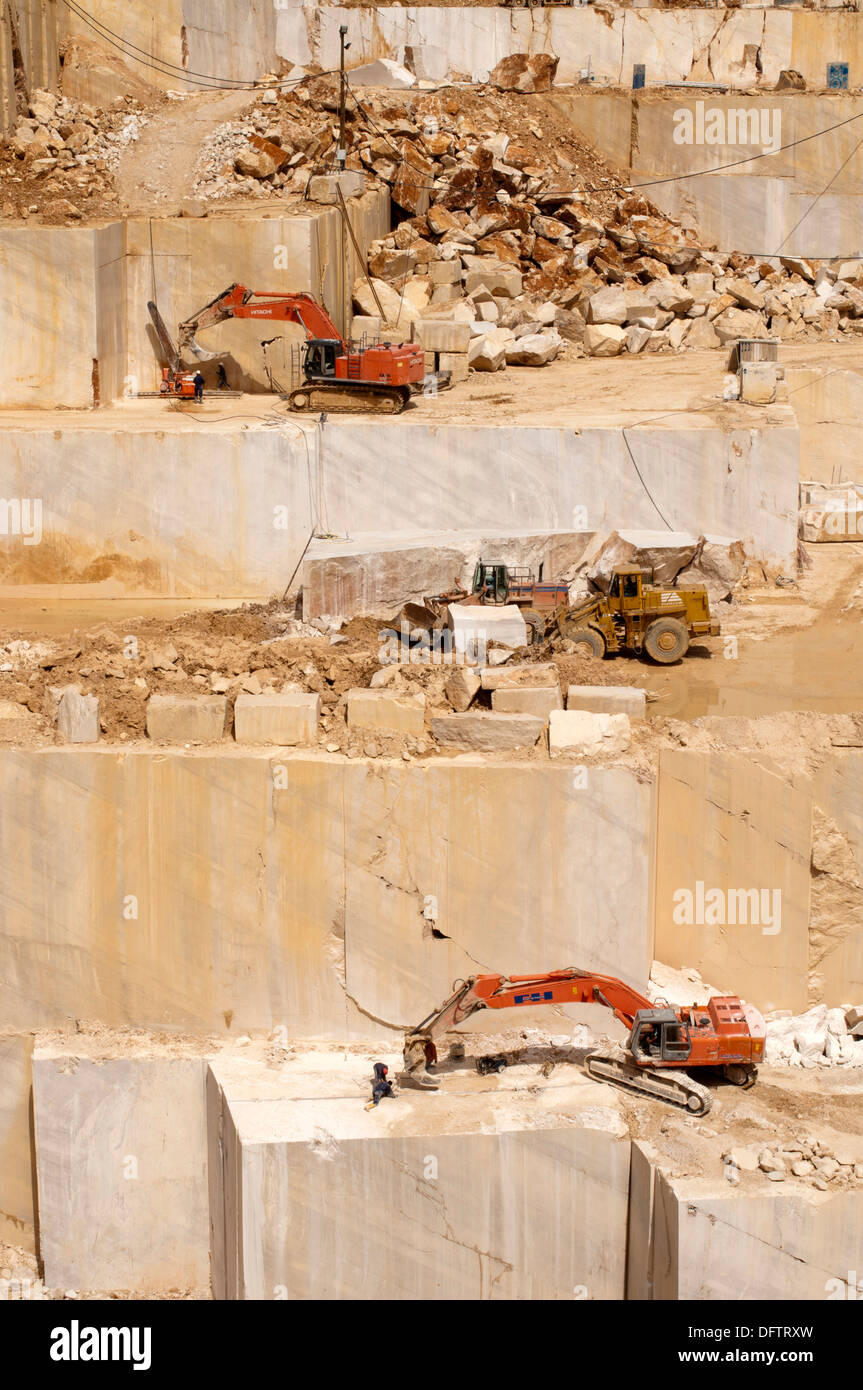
[
  {"left": 172, "top": 282, "right": 425, "bottom": 413},
  {"left": 177, "top": 283, "right": 346, "bottom": 359},
  {"left": 409, "top": 969, "right": 652, "bottom": 1042}
]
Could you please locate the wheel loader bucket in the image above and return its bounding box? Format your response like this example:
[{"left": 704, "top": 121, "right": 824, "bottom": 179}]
[{"left": 399, "top": 601, "right": 443, "bottom": 633}]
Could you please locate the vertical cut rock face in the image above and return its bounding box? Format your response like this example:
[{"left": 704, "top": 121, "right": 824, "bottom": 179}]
[
  {"left": 0, "top": 1034, "right": 36, "bottom": 1249},
  {"left": 209, "top": 1057, "right": 632, "bottom": 1301},
  {"left": 33, "top": 1055, "right": 211, "bottom": 1293},
  {"left": 648, "top": 1170, "right": 863, "bottom": 1301},
  {"left": 0, "top": 751, "right": 653, "bottom": 1035}
]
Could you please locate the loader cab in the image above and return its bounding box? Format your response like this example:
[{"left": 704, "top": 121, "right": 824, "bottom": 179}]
[
  {"left": 471, "top": 561, "right": 509, "bottom": 604},
  {"left": 304, "top": 338, "right": 342, "bottom": 380},
  {"left": 630, "top": 1008, "right": 692, "bottom": 1063},
  {"left": 608, "top": 566, "right": 644, "bottom": 613}
]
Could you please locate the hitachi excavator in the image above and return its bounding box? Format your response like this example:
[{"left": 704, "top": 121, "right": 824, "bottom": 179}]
[
  {"left": 175, "top": 282, "right": 425, "bottom": 414},
  {"left": 403, "top": 968, "right": 766, "bottom": 1116}
]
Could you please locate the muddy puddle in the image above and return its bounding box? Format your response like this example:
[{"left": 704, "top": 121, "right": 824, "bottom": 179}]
[{"left": 642, "top": 611, "right": 863, "bottom": 718}]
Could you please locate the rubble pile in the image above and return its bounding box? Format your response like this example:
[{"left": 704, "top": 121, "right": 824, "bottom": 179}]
[
  {"left": 183, "top": 72, "right": 861, "bottom": 366},
  {"left": 566, "top": 529, "right": 747, "bottom": 606},
  {"left": 341, "top": 75, "right": 862, "bottom": 364},
  {"left": 193, "top": 89, "right": 329, "bottom": 200},
  {"left": 722, "top": 1132, "right": 863, "bottom": 1190},
  {"left": 0, "top": 88, "right": 144, "bottom": 222},
  {"left": 764, "top": 1003, "right": 863, "bottom": 1069}
]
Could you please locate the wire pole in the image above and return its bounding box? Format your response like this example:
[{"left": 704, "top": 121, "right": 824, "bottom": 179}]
[{"left": 337, "top": 25, "right": 348, "bottom": 172}]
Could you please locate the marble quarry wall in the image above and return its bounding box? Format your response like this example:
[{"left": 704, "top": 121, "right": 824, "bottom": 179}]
[
  {"left": 559, "top": 92, "right": 863, "bottom": 260},
  {"left": 0, "top": 190, "right": 389, "bottom": 408},
  {"left": 0, "top": 749, "right": 654, "bottom": 1036},
  {"left": 61, "top": 3, "right": 863, "bottom": 95},
  {"left": 0, "top": 415, "right": 800, "bottom": 597}
]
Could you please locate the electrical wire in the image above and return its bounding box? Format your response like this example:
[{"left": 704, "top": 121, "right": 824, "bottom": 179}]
[
  {"left": 620, "top": 427, "right": 674, "bottom": 531},
  {"left": 773, "top": 132, "right": 863, "bottom": 256},
  {"left": 348, "top": 78, "right": 863, "bottom": 259},
  {"left": 61, "top": 2, "right": 863, "bottom": 258},
  {"left": 60, "top": 0, "right": 337, "bottom": 92}
]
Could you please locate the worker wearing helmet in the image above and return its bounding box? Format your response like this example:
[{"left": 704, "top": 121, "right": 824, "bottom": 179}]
[
  {"left": 364, "top": 1062, "right": 395, "bottom": 1111},
  {"left": 192, "top": 370, "right": 205, "bottom": 403}
]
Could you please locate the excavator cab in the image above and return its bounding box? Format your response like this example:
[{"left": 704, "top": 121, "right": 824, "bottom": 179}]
[
  {"left": 304, "top": 339, "right": 342, "bottom": 380},
  {"left": 630, "top": 1008, "right": 692, "bottom": 1063}
]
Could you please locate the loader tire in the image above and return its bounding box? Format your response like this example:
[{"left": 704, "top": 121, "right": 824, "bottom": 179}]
[
  {"left": 564, "top": 626, "right": 605, "bottom": 659},
  {"left": 644, "top": 617, "right": 689, "bottom": 664},
  {"left": 523, "top": 610, "right": 545, "bottom": 646}
]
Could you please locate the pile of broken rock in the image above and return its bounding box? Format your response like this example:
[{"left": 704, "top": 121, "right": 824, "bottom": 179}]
[
  {"left": 184, "top": 68, "right": 861, "bottom": 365},
  {"left": 0, "top": 87, "right": 142, "bottom": 221},
  {"left": 764, "top": 1003, "right": 863, "bottom": 1069},
  {"left": 722, "top": 1135, "right": 863, "bottom": 1190}
]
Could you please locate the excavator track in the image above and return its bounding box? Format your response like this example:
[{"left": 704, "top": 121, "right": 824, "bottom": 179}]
[
  {"left": 586, "top": 1046, "right": 712, "bottom": 1116},
  {"left": 288, "top": 383, "right": 411, "bottom": 415}
]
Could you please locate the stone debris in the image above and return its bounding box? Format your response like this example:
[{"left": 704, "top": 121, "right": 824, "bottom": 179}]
[
  {"left": 348, "top": 59, "right": 417, "bottom": 90},
  {"left": 346, "top": 688, "right": 426, "bottom": 735},
  {"left": 447, "top": 602, "right": 528, "bottom": 652},
  {"left": 0, "top": 88, "right": 144, "bottom": 221},
  {"left": 723, "top": 1131, "right": 863, "bottom": 1191},
  {"left": 566, "top": 685, "right": 647, "bottom": 719},
  {"left": 444, "top": 667, "right": 481, "bottom": 712},
  {"left": 549, "top": 709, "right": 631, "bottom": 758},
  {"left": 146, "top": 694, "right": 228, "bottom": 745},
  {"left": 488, "top": 54, "right": 560, "bottom": 94},
  {"left": 54, "top": 687, "right": 100, "bottom": 744},
  {"left": 430, "top": 711, "right": 545, "bottom": 751},
  {"left": 0, "top": 699, "right": 39, "bottom": 742},
  {"left": 646, "top": 961, "right": 725, "bottom": 1007},
  {"left": 490, "top": 685, "right": 562, "bottom": 719},
  {"left": 233, "top": 692, "right": 320, "bottom": 746},
  {"left": 764, "top": 1004, "right": 863, "bottom": 1068},
  {"left": 565, "top": 528, "right": 746, "bottom": 606},
  {"left": 171, "top": 76, "right": 861, "bottom": 376}
]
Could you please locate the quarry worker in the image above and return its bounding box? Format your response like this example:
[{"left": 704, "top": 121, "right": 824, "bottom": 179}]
[
  {"left": 216, "top": 364, "right": 228, "bottom": 391},
  {"left": 423, "top": 1040, "right": 438, "bottom": 1072},
  {"left": 193, "top": 370, "right": 205, "bottom": 402},
  {"left": 364, "top": 1062, "right": 395, "bottom": 1111}
]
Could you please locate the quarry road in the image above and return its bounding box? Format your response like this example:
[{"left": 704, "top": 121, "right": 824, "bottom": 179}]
[
  {"left": 115, "top": 89, "right": 254, "bottom": 216},
  {"left": 0, "top": 596, "right": 249, "bottom": 634}
]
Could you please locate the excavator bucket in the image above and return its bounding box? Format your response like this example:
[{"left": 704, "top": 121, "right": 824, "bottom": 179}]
[
  {"left": 398, "top": 1033, "right": 441, "bottom": 1089},
  {"left": 397, "top": 1069, "right": 440, "bottom": 1091},
  {"left": 178, "top": 330, "right": 217, "bottom": 363}
]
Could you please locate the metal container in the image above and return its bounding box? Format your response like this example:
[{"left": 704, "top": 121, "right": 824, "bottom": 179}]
[{"left": 736, "top": 338, "right": 779, "bottom": 364}]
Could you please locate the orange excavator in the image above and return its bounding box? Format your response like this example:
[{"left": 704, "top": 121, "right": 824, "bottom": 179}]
[
  {"left": 175, "top": 282, "right": 426, "bottom": 414},
  {"left": 403, "top": 968, "right": 766, "bottom": 1116}
]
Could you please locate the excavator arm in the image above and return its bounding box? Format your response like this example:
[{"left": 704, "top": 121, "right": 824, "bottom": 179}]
[
  {"left": 403, "top": 967, "right": 765, "bottom": 1117},
  {"left": 403, "top": 968, "right": 653, "bottom": 1072},
  {"left": 177, "top": 283, "right": 346, "bottom": 360}
]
